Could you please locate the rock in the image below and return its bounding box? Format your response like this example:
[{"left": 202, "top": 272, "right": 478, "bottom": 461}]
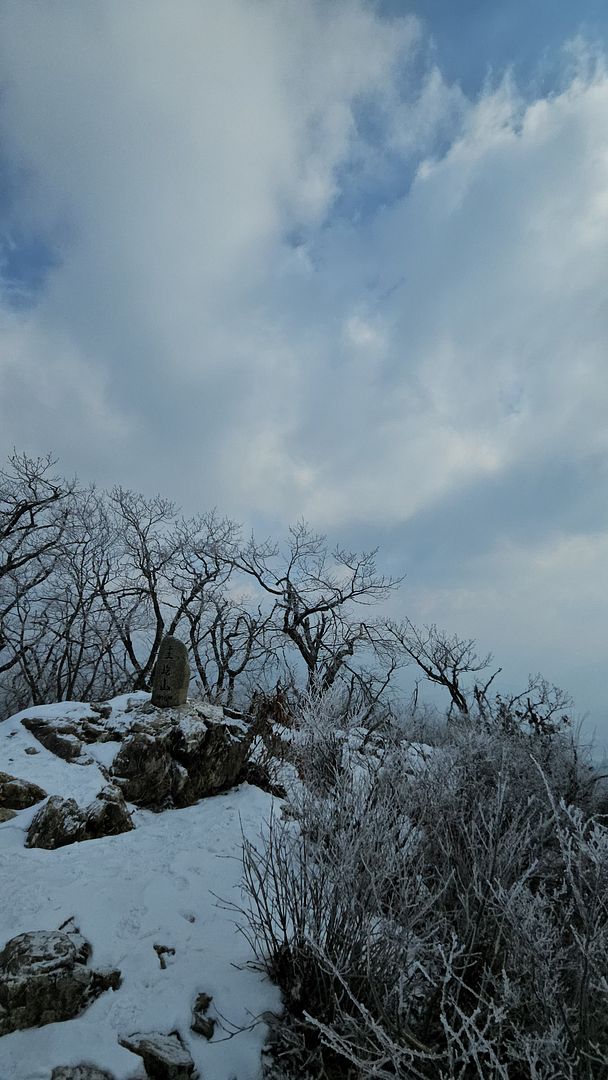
[
  {"left": 151, "top": 636, "right": 190, "bottom": 708},
  {"left": 0, "top": 808, "right": 17, "bottom": 823},
  {"left": 119, "top": 1030, "right": 197, "bottom": 1079},
  {"left": 52, "top": 1067, "right": 115, "bottom": 1079},
  {"left": 244, "top": 761, "right": 287, "bottom": 799},
  {"left": 110, "top": 733, "right": 188, "bottom": 810},
  {"left": 82, "top": 786, "right": 135, "bottom": 840},
  {"left": 21, "top": 719, "right": 83, "bottom": 760},
  {"left": 111, "top": 706, "right": 252, "bottom": 810},
  {"left": 169, "top": 713, "right": 252, "bottom": 806},
  {"left": 0, "top": 928, "right": 120, "bottom": 1036},
  {"left": 25, "top": 789, "right": 133, "bottom": 850},
  {"left": 21, "top": 712, "right": 124, "bottom": 757},
  {"left": 191, "top": 992, "right": 215, "bottom": 1039},
  {"left": 0, "top": 771, "right": 47, "bottom": 810},
  {"left": 25, "top": 797, "right": 84, "bottom": 849},
  {"left": 89, "top": 701, "right": 113, "bottom": 720},
  {"left": 24, "top": 746, "right": 40, "bottom": 755}
]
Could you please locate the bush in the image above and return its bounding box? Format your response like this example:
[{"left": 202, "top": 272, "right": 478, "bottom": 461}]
[{"left": 238, "top": 699, "right": 608, "bottom": 1079}]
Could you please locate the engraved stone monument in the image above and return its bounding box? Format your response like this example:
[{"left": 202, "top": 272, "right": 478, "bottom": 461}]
[{"left": 151, "top": 636, "right": 190, "bottom": 708}]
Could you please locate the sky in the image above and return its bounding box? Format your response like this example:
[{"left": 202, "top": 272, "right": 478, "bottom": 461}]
[{"left": 0, "top": 1, "right": 607, "bottom": 746}]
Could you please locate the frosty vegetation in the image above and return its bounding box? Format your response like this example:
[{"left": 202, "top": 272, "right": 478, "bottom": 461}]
[
  {"left": 2, "top": 450, "right": 608, "bottom": 1078},
  {"left": 240, "top": 690, "right": 608, "bottom": 1079}
]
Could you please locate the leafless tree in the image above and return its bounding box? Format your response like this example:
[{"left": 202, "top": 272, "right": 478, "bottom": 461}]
[
  {"left": 236, "top": 521, "right": 402, "bottom": 695},
  {"left": 186, "top": 593, "right": 277, "bottom": 707},
  {"left": 0, "top": 452, "right": 75, "bottom": 674},
  {"left": 384, "top": 617, "right": 493, "bottom": 716},
  {"left": 94, "top": 489, "right": 239, "bottom": 690}
]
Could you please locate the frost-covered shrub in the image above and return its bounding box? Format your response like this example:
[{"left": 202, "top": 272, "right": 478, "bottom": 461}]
[{"left": 240, "top": 696, "right": 608, "bottom": 1079}]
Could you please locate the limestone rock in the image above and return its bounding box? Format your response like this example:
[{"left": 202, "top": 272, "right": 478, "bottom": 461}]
[
  {"left": 51, "top": 1067, "right": 115, "bottom": 1080},
  {"left": 82, "top": 786, "right": 135, "bottom": 840},
  {"left": 151, "top": 636, "right": 190, "bottom": 708},
  {"left": 111, "top": 707, "right": 251, "bottom": 810},
  {"left": 0, "top": 771, "right": 47, "bottom": 810},
  {"left": 25, "top": 788, "right": 134, "bottom": 850},
  {"left": 110, "top": 733, "right": 188, "bottom": 810},
  {"left": 25, "top": 797, "right": 84, "bottom": 849},
  {"left": 21, "top": 710, "right": 124, "bottom": 757},
  {"left": 0, "top": 929, "right": 120, "bottom": 1036},
  {"left": 119, "top": 1030, "right": 197, "bottom": 1079},
  {"left": 21, "top": 719, "right": 83, "bottom": 761}
]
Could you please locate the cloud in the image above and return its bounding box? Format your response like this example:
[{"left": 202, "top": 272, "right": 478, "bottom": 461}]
[{"left": 0, "top": 2, "right": 607, "bottom": 733}]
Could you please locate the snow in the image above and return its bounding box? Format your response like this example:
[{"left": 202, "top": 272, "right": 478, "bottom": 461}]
[
  {"left": 0, "top": 696, "right": 282, "bottom": 1080},
  {"left": 1, "top": 716, "right": 109, "bottom": 808}
]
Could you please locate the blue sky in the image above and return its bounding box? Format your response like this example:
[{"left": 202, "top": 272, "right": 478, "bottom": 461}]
[
  {"left": 384, "top": 0, "right": 608, "bottom": 93},
  {"left": 0, "top": 0, "right": 607, "bottom": 746}
]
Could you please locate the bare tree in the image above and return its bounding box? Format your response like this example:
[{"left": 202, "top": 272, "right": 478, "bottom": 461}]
[
  {"left": 236, "top": 521, "right": 402, "bottom": 695},
  {"left": 186, "top": 593, "right": 277, "bottom": 707},
  {"left": 384, "top": 618, "right": 494, "bottom": 716},
  {"left": 95, "top": 489, "right": 239, "bottom": 690},
  {"left": 1, "top": 486, "right": 130, "bottom": 706},
  {"left": 0, "top": 452, "right": 75, "bottom": 672}
]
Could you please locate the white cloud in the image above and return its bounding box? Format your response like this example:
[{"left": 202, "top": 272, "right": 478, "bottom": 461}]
[
  {"left": 0, "top": 3, "right": 607, "bottom": 732},
  {"left": 405, "top": 528, "right": 608, "bottom": 726}
]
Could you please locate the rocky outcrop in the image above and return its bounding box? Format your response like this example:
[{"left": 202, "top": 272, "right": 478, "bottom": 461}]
[
  {"left": 119, "top": 1030, "right": 197, "bottom": 1079},
  {"left": 0, "top": 928, "right": 120, "bottom": 1036},
  {"left": 111, "top": 705, "right": 252, "bottom": 811},
  {"left": 0, "top": 808, "right": 17, "bottom": 823},
  {"left": 21, "top": 718, "right": 84, "bottom": 760},
  {"left": 109, "top": 733, "right": 187, "bottom": 810},
  {"left": 25, "top": 787, "right": 134, "bottom": 850},
  {"left": 21, "top": 707, "right": 124, "bottom": 761},
  {"left": 26, "top": 797, "right": 84, "bottom": 848},
  {"left": 0, "top": 771, "right": 47, "bottom": 810}
]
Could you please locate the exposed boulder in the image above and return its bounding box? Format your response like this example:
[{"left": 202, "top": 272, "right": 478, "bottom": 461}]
[
  {"left": 0, "top": 808, "right": 17, "bottom": 823},
  {"left": 21, "top": 719, "right": 84, "bottom": 761},
  {"left": 82, "top": 786, "right": 135, "bottom": 840},
  {"left": 25, "top": 797, "right": 83, "bottom": 849},
  {"left": 89, "top": 701, "right": 113, "bottom": 720},
  {"left": 110, "top": 733, "right": 188, "bottom": 811},
  {"left": 25, "top": 788, "right": 134, "bottom": 850},
  {"left": 119, "top": 1030, "right": 197, "bottom": 1079},
  {"left": 21, "top": 710, "right": 124, "bottom": 759},
  {"left": 0, "top": 928, "right": 120, "bottom": 1036},
  {"left": 0, "top": 771, "right": 47, "bottom": 810},
  {"left": 169, "top": 712, "right": 252, "bottom": 806},
  {"left": 111, "top": 705, "right": 252, "bottom": 811}
]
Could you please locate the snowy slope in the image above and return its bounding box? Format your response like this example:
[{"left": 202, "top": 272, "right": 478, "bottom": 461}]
[{"left": 0, "top": 696, "right": 282, "bottom": 1080}]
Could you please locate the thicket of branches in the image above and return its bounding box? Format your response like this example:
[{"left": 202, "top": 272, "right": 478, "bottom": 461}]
[
  {"left": 0, "top": 451, "right": 575, "bottom": 737},
  {"left": 0, "top": 451, "right": 579, "bottom": 736},
  {"left": 0, "top": 451, "right": 403, "bottom": 719},
  {"left": 237, "top": 691, "right": 608, "bottom": 1080}
]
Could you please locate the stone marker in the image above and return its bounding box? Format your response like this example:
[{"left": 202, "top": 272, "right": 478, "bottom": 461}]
[{"left": 151, "top": 636, "right": 190, "bottom": 708}]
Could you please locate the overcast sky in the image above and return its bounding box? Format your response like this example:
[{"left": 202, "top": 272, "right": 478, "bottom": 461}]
[{"left": 0, "top": 1, "right": 607, "bottom": 746}]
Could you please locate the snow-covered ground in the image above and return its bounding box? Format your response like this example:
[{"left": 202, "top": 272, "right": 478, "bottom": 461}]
[{"left": 0, "top": 697, "right": 282, "bottom": 1080}]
